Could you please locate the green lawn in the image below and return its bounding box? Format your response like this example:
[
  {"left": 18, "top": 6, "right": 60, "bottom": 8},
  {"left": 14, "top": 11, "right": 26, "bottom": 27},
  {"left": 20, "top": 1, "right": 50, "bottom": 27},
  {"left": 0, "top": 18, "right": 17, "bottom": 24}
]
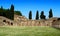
[{"left": 0, "top": 26, "right": 60, "bottom": 36}]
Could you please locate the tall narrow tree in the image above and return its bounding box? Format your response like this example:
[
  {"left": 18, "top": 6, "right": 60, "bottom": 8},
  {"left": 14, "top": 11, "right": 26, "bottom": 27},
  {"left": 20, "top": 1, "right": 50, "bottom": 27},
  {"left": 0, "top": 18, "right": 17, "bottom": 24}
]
[
  {"left": 10, "top": 4, "right": 14, "bottom": 12},
  {"left": 0, "top": 6, "right": 3, "bottom": 16},
  {"left": 1, "top": 6, "right": 3, "bottom": 10},
  {"left": 29, "top": 11, "right": 32, "bottom": 20},
  {"left": 35, "top": 10, "right": 39, "bottom": 20},
  {"left": 10, "top": 4, "right": 14, "bottom": 20},
  {"left": 40, "top": 11, "right": 46, "bottom": 19},
  {"left": 49, "top": 9, "right": 53, "bottom": 18}
]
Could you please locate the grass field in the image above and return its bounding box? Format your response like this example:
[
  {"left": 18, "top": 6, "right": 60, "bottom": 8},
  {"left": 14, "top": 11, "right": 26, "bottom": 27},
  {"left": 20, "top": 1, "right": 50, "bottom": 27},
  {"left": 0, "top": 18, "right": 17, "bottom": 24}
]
[{"left": 0, "top": 26, "right": 60, "bottom": 36}]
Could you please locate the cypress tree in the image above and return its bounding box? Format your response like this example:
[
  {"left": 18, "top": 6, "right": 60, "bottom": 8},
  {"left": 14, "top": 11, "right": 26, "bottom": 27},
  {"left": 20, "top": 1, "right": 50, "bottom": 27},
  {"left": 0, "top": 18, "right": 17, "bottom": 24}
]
[
  {"left": 10, "top": 4, "right": 14, "bottom": 20},
  {"left": 40, "top": 11, "right": 46, "bottom": 19},
  {"left": 29, "top": 11, "right": 32, "bottom": 20},
  {"left": 49, "top": 9, "right": 53, "bottom": 18},
  {"left": 36, "top": 10, "right": 39, "bottom": 20}
]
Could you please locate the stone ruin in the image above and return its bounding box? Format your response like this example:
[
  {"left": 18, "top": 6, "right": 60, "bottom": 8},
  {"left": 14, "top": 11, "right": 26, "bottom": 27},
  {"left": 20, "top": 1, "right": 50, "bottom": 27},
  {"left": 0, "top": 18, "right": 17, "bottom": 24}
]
[
  {"left": 0, "top": 14, "right": 60, "bottom": 27},
  {"left": 14, "top": 15, "right": 60, "bottom": 27},
  {"left": 52, "top": 18, "right": 60, "bottom": 28}
]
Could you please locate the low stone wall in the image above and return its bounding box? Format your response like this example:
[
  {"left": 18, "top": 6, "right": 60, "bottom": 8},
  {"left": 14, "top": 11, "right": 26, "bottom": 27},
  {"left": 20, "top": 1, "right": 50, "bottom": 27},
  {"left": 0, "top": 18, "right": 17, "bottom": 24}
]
[{"left": 15, "top": 20, "right": 51, "bottom": 26}]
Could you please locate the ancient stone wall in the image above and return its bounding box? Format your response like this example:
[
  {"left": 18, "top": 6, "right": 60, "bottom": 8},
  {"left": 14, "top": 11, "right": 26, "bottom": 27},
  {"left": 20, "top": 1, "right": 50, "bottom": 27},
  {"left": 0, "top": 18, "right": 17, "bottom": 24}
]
[
  {"left": 6, "top": 15, "right": 58, "bottom": 27},
  {"left": 0, "top": 14, "right": 60, "bottom": 27},
  {"left": 14, "top": 15, "right": 54, "bottom": 26}
]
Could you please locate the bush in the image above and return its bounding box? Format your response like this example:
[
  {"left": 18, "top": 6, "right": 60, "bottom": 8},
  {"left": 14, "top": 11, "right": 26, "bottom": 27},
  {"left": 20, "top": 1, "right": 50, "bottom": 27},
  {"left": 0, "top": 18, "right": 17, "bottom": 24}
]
[{"left": 14, "top": 11, "right": 22, "bottom": 16}]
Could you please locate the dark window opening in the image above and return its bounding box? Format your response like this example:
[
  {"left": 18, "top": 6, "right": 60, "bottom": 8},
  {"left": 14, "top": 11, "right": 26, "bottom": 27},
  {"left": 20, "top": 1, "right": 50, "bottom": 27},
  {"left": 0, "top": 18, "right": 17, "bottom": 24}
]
[
  {"left": 53, "top": 20, "right": 56, "bottom": 22},
  {"left": 11, "top": 22, "right": 13, "bottom": 25},
  {"left": 57, "top": 18, "right": 60, "bottom": 21},
  {"left": 3, "top": 20, "right": 6, "bottom": 22}
]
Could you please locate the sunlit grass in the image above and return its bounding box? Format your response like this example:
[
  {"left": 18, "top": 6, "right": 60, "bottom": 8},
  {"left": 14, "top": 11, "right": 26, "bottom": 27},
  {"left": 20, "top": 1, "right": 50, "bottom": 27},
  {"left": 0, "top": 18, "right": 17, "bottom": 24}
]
[{"left": 0, "top": 26, "right": 60, "bottom": 36}]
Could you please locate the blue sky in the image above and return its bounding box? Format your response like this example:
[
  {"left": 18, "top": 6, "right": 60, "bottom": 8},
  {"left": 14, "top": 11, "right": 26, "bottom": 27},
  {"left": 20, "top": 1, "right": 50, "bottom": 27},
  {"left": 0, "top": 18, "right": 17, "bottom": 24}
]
[{"left": 0, "top": 0, "right": 60, "bottom": 19}]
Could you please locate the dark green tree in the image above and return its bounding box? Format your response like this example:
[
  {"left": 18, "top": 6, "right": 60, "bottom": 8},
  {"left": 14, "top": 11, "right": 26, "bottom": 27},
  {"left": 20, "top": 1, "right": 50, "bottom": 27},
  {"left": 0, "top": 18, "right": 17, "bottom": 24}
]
[
  {"left": 35, "top": 10, "right": 39, "bottom": 20},
  {"left": 0, "top": 6, "right": 3, "bottom": 10},
  {"left": 29, "top": 11, "right": 32, "bottom": 20},
  {"left": 6, "top": 9, "right": 10, "bottom": 18},
  {"left": 40, "top": 11, "right": 46, "bottom": 19},
  {"left": 49, "top": 9, "right": 53, "bottom": 18},
  {"left": 10, "top": 4, "right": 14, "bottom": 20},
  {"left": 0, "top": 5, "right": 23, "bottom": 20},
  {"left": 10, "top": 4, "right": 14, "bottom": 12},
  {"left": 0, "top": 6, "right": 3, "bottom": 16}
]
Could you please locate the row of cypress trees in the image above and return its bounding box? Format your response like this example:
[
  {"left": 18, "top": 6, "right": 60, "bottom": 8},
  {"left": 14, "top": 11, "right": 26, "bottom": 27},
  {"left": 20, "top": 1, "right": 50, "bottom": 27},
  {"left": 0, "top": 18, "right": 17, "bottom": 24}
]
[
  {"left": 0, "top": 5, "right": 53, "bottom": 20},
  {"left": 29, "top": 9, "right": 53, "bottom": 20}
]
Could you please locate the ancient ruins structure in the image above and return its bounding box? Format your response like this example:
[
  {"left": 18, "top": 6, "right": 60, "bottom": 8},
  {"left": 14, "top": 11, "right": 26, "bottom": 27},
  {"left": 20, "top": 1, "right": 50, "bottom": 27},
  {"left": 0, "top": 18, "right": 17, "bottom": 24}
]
[
  {"left": 0, "top": 14, "right": 60, "bottom": 28},
  {"left": 14, "top": 14, "right": 60, "bottom": 27}
]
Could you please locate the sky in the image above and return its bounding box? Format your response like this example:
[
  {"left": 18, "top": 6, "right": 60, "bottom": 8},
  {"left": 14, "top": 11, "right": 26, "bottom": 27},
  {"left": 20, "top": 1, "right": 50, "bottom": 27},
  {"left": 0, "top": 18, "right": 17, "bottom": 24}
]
[{"left": 0, "top": 0, "right": 60, "bottom": 19}]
